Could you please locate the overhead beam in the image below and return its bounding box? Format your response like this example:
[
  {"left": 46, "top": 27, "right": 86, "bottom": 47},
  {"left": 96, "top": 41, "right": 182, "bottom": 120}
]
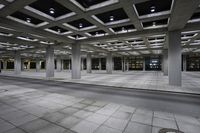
[
  {"left": 168, "top": 0, "right": 200, "bottom": 31},
  {"left": 0, "top": 0, "right": 37, "bottom": 17}
]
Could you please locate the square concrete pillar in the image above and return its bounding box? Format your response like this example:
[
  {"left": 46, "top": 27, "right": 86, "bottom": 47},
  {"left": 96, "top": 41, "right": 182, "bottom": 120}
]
[
  {"left": 106, "top": 52, "right": 112, "bottom": 74},
  {"left": 72, "top": 43, "right": 81, "bottom": 79},
  {"left": 99, "top": 58, "right": 102, "bottom": 70},
  {"left": 3, "top": 60, "right": 7, "bottom": 70},
  {"left": 182, "top": 55, "right": 187, "bottom": 71},
  {"left": 81, "top": 58, "right": 84, "bottom": 70},
  {"left": 36, "top": 59, "right": 40, "bottom": 72},
  {"left": 122, "top": 57, "right": 125, "bottom": 72},
  {"left": 14, "top": 51, "right": 21, "bottom": 75},
  {"left": 126, "top": 58, "right": 129, "bottom": 71},
  {"left": 46, "top": 46, "right": 54, "bottom": 78},
  {"left": 56, "top": 56, "right": 62, "bottom": 72},
  {"left": 163, "top": 49, "right": 168, "bottom": 76},
  {"left": 87, "top": 53, "right": 92, "bottom": 73},
  {"left": 168, "top": 30, "right": 182, "bottom": 86},
  {"left": 143, "top": 57, "right": 146, "bottom": 71}
]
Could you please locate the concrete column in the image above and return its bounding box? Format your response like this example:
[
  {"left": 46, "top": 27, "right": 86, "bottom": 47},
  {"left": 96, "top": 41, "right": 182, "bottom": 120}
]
[
  {"left": 99, "top": 58, "right": 102, "bottom": 70},
  {"left": 61, "top": 59, "right": 64, "bottom": 70},
  {"left": 106, "top": 52, "right": 112, "bottom": 74},
  {"left": 126, "top": 58, "right": 129, "bottom": 71},
  {"left": 81, "top": 58, "right": 84, "bottom": 70},
  {"left": 14, "top": 51, "right": 21, "bottom": 75},
  {"left": 143, "top": 57, "right": 146, "bottom": 71},
  {"left": 46, "top": 46, "right": 54, "bottom": 78},
  {"left": 57, "top": 56, "right": 62, "bottom": 72},
  {"left": 87, "top": 53, "right": 92, "bottom": 73},
  {"left": 112, "top": 59, "right": 114, "bottom": 70},
  {"left": 36, "top": 59, "right": 40, "bottom": 72},
  {"left": 72, "top": 43, "right": 81, "bottom": 79},
  {"left": 0, "top": 60, "right": 2, "bottom": 70},
  {"left": 69, "top": 58, "right": 71, "bottom": 70},
  {"left": 163, "top": 49, "right": 168, "bottom": 76},
  {"left": 168, "top": 31, "right": 182, "bottom": 86},
  {"left": 21, "top": 59, "right": 24, "bottom": 71},
  {"left": 3, "top": 60, "right": 7, "bottom": 70},
  {"left": 122, "top": 57, "right": 125, "bottom": 72},
  {"left": 183, "top": 55, "right": 187, "bottom": 71}
]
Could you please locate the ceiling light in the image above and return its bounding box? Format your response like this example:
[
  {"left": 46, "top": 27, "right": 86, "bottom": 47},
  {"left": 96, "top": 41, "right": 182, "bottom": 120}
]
[
  {"left": 79, "top": 23, "right": 83, "bottom": 28},
  {"left": 49, "top": 8, "right": 55, "bottom": 14},
  {"left": 150, "top": 6, "right": 155, "bottom": 13},
  {"left": 153, "top": 22, "right": 156, "bottom": 27},
  {"left": 26, "top": 18, "right": 31, "bottom": 23},
  {"left": 110, "top": 16, "right": 114, "bottom": 21}
]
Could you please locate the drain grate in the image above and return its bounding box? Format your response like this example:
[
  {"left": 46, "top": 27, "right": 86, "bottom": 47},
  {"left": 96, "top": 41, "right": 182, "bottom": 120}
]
[
  {"left": 0, "top": 89, "right": 8, "bottom": 93},
  {"left": 159, "top": 128, "right": 184, "bottom": 133}
]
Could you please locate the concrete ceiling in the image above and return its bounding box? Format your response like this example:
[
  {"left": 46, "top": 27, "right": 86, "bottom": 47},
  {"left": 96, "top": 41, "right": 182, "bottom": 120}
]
[{"left": 0, "top": 0, "right": 200, "bottom": 58}]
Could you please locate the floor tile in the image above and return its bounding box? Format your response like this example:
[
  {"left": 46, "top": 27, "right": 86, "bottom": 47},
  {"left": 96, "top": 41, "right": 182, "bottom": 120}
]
[
  {"left": 86, "top": 113, "right": 109, "bottom": 124},
  {"left": 94, "top": 125, "right": 122, "bottom": 133},
  {"left": 124, "top": 122, "right": 152, "bottom": 133},
  {"left": 131, "top": 113, "right": 152, "bottom": 125},
  {"left": 71, "top": 120, "right": 100, "bottom": 133},
  {"left": 104, "top": 117, "right": 129, "bottom": 131},
  {"left": 153, "top": 117, "right": 177, "bottom": 129},
  {"left": 58, "top": 116, "right": 82, "bottom": 129}
]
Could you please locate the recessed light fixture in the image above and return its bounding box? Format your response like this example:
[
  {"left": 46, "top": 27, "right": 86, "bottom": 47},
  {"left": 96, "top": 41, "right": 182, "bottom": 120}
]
[
  {"left": 26, "top": 18, "right": 31, "bottom": 23},
  {"left": 153, "top": 22, "right": 156, "bottom": 27},
  {"left": 150, "top": 6, "right": 155, "bottom": 13},
  {"left": 79, "top": 23, "right": 83, "bottom": 28},
  {"left": 49, "top": 8, "right": 55, "bottom": 14},
  {"left": 110, "top": 16, "right": 114, "bottom": 21},
  {"left": 122, "top": 27, "right": 125, "bottom": 31}
]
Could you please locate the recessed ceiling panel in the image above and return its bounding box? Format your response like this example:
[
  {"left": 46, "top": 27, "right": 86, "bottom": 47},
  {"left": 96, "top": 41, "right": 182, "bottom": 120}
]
[
  {"left": 190, "top": 12, "right": 200, "bottom": 20},
  {"left": 135, "top": 0, "right": 172, "bottom": 16},
  {"left": 95, "top": 8, "right": 128, "bottom": 23},
  {"left": 88, "top": 30, "right": 106, "bottom": 36},
  {"left": 10, "top": 11, "right": 44, "bottom": 25},
  {"left": 75, "top": 0, "right": 108, "bottom": 8},
  {"left": 29, "top": 0, "right": 72, "bottom": 17},
  {"left": 68, "top": 18, "right": 93, "bottom": 29},
  {"left": 112, "top": 25, "right": 135, "bottom": 32},
  {"left": 142, "top": 19, "right": 168, "bottom": 27},
  {"left": 49, "top": 26, "right": 68, "bottom": 33}
]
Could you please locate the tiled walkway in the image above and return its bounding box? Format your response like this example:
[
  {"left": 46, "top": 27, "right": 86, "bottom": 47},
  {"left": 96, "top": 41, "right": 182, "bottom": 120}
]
[
  {"left": 0, "top": 83, "right": 200, "bottom": 133},
  {"left": 1, "top": 71, "right": 200, "bottom": 94}
]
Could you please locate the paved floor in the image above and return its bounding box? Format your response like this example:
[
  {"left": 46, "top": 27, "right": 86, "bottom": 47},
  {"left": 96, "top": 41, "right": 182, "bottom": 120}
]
[
  {"left": 0, "top": 77, "right": 200, "bottom": 133},
  {"left": 1, "top": 70, "right": 200, "bottom": 94}
]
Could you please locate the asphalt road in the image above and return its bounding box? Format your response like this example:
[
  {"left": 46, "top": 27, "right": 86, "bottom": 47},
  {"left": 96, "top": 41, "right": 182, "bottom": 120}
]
[{"left": 0, "top": 75, "right": 200, "bottom": 117}]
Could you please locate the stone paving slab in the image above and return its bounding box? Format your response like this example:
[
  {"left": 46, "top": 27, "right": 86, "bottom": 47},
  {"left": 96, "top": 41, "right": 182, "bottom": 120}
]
[{"left": 0, "top": 81, "right": 200, "bottom": 133}]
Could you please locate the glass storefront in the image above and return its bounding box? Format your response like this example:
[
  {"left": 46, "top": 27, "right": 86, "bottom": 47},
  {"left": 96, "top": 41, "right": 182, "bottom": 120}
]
[
  {"left": 145, "top": 56, "right": 161, "bottom": 71},
  {"left": 186, "top": 54, "right": 200, "bottom": 71},
  {"left": 113, "top": 57, "right": 122, "bottom": 70},
  {"left": 128, "top": 57, "right": 143, "bottom": 70}
]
